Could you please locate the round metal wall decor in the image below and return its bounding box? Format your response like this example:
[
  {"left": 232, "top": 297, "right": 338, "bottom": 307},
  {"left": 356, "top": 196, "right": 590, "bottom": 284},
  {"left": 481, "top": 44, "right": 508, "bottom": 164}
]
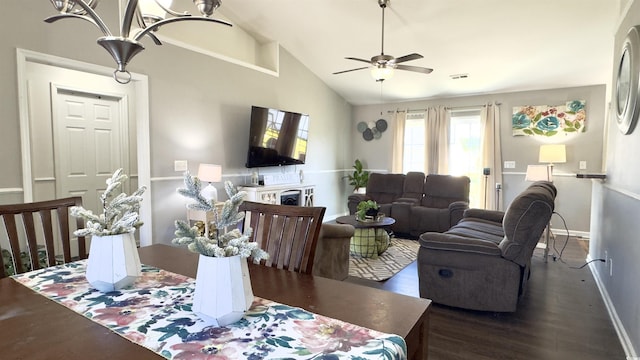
[
  {"left": 615, "top": 26, "right": 640, "bottom": 135},
  {"left": 358, "top": 118, "right": 388, "bottom": 141},
  {"left": 362, "top": 128, "right": 374, "bottom": 141}
]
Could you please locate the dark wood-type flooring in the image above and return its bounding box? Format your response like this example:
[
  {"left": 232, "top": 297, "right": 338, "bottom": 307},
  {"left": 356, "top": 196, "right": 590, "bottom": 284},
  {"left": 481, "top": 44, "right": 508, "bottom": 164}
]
[{"left": 345, "top": 236, "right": 626, "bottom": 359}]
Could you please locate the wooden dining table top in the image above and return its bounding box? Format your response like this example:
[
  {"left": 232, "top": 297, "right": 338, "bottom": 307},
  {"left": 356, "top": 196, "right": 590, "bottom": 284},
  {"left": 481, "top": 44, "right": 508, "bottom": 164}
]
[{"left": 0, "top": 244, "right": 431, "bottom": 360}]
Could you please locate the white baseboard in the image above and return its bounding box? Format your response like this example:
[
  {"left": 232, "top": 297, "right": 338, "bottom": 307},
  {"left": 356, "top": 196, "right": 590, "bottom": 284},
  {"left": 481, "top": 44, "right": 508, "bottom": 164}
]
[
  {"left": 550, "top": 228, "right": 590, "bottom": 239},
  {"left": 587, "top": 254, "right": 638, "bottom": 358}
]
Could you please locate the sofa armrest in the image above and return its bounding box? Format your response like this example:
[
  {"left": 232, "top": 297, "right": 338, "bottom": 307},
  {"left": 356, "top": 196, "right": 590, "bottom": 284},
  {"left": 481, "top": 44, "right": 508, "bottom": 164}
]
[
  {"left": 320, "top": 223, "right": 355, "bottom": 238},
  {"left": 347, "top": 194, "right": 370, "bottom": 214},
  {"left": 312, "top": 223, "right": 355, "bottom": 281},
  {"left": 448, "top": 201, "right": 469, "bottom": 227},
  {"left": 419, "top": 232, "right": 502, "bottom": 256},
  {"left": 389, "top": 201, "right": 415, "bottom": 234},
  {"left": 463, "top": 208, "right": 505, "bottom": 223}
]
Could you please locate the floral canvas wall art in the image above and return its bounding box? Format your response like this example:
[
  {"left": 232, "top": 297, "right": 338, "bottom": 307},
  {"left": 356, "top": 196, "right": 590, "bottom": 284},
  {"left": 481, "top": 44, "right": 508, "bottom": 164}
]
[{"left": 512, "top": 100, "right": 586, "bottom": 137}]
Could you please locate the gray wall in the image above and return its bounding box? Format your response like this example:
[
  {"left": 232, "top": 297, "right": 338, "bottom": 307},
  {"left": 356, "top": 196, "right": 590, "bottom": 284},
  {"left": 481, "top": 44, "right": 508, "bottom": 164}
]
[
  {"left": 0, "top": 1, "right": 353, "bottom": 245},
  {"left": 589, "top": 0, "right": 640, "bottom": 355},
  {"left": 352, "top": 84, "right": 607, "bottom": 235}
]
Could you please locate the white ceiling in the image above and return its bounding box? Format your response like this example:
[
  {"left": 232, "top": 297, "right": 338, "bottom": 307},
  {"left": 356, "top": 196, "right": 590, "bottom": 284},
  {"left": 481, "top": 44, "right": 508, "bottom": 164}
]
[{"left": 220, "top": 0, "right": 620, "bottom": 105}]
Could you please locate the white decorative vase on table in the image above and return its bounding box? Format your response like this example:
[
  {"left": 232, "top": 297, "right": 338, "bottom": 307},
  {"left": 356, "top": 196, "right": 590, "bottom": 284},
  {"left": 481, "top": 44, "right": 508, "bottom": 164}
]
[
  {"left": 86, "top": 233, "right": 141, "bottom": 292},
  {"left": 192, "top": 254, "right": 254, "bottom": 326}
]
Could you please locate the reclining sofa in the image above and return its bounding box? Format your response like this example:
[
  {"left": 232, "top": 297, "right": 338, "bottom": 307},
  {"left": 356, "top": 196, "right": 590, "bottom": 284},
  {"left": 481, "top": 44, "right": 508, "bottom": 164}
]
[
  {"left": 417, "top": 181, "right": 556, "bottom": 312},
  {"left": 348, "top": 172, "right": 470, "bottom": 237}
]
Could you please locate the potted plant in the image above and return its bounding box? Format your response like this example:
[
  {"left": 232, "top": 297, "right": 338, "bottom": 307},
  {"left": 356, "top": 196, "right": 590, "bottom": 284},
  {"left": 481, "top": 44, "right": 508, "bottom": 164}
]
[
  {"left": 348, "top": 159, "right": 370, "bottom": 193},
  {"left": 70, "top": 168, "right": 146, "bottom": 292},
  {"left": 356, "top": 200, "right": 380, "bottom": 221},
  {"left": 173, "top": 171, "right": 269, "bottom": 326}
]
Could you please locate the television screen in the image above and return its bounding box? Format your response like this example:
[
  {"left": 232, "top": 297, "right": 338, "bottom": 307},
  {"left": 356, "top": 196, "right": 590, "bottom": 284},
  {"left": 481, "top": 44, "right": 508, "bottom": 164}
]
[{"left": 245, "top": 106, "right": 310, "bottom": 168}]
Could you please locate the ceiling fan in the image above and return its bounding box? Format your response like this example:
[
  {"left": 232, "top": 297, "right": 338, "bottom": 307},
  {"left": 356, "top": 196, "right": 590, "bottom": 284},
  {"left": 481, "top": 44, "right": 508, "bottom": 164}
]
[{"left": 333, "top": 0, "right": 433, "bottom": 81}]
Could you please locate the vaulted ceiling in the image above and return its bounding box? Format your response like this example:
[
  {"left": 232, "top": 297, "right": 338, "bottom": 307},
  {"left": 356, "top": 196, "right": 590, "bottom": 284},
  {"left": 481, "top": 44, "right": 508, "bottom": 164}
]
[{"left": 221, "top": 0, "right": 619, "bottom": 105}]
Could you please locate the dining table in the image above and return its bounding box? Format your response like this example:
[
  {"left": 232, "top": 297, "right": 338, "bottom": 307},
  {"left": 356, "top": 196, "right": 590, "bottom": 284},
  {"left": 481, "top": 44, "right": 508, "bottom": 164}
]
[{"left": 0, "top": 244, "right": 431, "bottom": 359}]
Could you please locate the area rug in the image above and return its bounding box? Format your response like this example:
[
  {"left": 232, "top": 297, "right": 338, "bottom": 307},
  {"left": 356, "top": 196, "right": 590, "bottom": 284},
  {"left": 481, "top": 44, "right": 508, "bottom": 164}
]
[{"left": 349, "top": 237, "right": 420, "bottom": 281}]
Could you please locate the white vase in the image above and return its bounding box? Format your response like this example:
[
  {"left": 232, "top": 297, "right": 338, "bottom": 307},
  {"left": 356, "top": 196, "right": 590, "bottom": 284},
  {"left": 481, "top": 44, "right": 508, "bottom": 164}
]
[
  {"left": 85, "top": 233, "right": 141, "bottom": 292},
  {"left": 192, "top": 254, "right": 254, "bottom": 326}
]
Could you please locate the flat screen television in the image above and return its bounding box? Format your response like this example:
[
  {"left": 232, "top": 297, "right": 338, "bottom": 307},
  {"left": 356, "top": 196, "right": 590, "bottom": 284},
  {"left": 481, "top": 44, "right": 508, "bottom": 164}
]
[{"left": 245, "top": 106, "right": 310, "bottom": 168}]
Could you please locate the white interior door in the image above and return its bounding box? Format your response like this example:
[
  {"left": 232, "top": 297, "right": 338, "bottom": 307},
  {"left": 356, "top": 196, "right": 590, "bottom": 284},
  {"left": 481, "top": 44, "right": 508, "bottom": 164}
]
[{"left": 51, "top": 86, "right": 129, "bottom": 213}]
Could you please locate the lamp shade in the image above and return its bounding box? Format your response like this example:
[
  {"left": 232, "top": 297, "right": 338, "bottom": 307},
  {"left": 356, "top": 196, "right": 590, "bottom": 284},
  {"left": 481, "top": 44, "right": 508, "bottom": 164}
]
[
  {"left": 198, "top": 164, "right": 222, "bottom": 183},
  {"left": 539, "top": 144, "right": 566, "bottom": 164},
  {"left": 525, "top": 165, "right": 551, "bottom": 182}
]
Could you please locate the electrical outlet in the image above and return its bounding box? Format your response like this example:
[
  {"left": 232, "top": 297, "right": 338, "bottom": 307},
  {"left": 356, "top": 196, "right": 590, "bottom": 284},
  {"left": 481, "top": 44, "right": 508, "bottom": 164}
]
[
  {"left": 174, "top": 160, "right": 188, "bottom": 172},
  {"left": 504, "top": 161, "right": 516, "bottom": 169},
  {"left": 579, "top": 161, "right": 587, "bottom": 170}
]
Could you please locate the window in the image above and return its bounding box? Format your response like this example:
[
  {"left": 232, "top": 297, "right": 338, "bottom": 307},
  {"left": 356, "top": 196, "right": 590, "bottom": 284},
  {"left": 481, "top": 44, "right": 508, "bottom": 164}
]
[
  {"left": 401, "top": 109, "right": 483, "bottom": 208},
  {"left": 402, "top": 115, "right": 425, "bottom": 173},
  {"left": 449, "top": 110, "right": 482, "bottom": 208}
]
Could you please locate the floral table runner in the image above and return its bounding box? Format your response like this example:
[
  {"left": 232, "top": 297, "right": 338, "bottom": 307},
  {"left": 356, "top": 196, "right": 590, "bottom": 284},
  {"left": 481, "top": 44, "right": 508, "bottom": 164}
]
[{"left": 12, "top": 261, "right": 406, "bottom": 359}]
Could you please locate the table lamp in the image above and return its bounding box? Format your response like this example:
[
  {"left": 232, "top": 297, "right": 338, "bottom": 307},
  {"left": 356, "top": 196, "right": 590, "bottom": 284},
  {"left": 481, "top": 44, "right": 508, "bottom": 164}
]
[
  {"left": 538, "top": 144, "right": 566, "bottom": 180},
  {"left": 198, "top": 164, "right": 222, "bottom": 202}
]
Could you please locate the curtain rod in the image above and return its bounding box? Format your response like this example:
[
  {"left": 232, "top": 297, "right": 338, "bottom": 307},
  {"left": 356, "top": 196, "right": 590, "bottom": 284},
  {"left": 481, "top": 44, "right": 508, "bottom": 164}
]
[{"left": 387, "top": 102, "right": 502, "bottom": 114}]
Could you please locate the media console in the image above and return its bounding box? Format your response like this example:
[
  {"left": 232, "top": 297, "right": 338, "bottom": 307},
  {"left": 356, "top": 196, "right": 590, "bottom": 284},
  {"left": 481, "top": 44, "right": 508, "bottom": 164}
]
[{"left": 239, "top": 183, "right": 315, "bottom": 207}]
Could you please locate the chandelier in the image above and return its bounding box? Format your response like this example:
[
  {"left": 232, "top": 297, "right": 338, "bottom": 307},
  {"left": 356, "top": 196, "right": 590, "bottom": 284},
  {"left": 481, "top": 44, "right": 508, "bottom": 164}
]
[{"left": 45, "top": 0, "right": 232, "bottom": 83}]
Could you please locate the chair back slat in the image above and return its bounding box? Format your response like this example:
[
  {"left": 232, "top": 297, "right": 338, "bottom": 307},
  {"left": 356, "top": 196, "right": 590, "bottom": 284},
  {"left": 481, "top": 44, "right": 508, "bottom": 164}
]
[
  {"left": 39, "top": 209, "right": 57, "bottom": 268},
  {"left": 0, "top": 196, "right": 86, "bottom": 278},
  {"left": 21, "top": 212, "right": 42, "bottom": 271},
  {"left": 1, "top": 215, "right": 26, "bottom": 276},
  {"left": 55, "top": 206, "right": 73, "bottom": 263},
  {"left": 239, "top": 201, "right": 325, "bottom": 275}
]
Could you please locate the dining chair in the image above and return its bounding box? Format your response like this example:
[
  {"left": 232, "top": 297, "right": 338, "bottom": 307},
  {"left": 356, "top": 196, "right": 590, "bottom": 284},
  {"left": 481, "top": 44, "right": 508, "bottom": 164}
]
[
  {"left": 239, "top": 201, "right": 326, "bottom": 274},
  {"left": 0, "top": 196, "right": 86, "bottom": 278}
]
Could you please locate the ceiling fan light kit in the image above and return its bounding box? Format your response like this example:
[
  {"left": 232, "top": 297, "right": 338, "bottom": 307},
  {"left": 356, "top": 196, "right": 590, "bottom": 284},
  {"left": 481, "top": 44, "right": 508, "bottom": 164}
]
[
  {"left": 371, "top": 65, "right": 395, "bottom": 81},
  {"left": 333, "top": 0, "right": 433, "bottom": 81}
]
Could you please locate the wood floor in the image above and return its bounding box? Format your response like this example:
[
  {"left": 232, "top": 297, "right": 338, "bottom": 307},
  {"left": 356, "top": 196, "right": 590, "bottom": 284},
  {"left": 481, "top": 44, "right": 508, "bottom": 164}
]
[{"left": 345, "top": 236, "right": 627, "bottom": 359}]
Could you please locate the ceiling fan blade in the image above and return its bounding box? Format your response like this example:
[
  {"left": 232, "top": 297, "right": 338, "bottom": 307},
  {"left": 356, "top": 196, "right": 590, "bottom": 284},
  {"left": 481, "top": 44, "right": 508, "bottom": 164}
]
[
  {"left": 333, "top": 66, "right": 369, "bottom": 75},
  {"left": 345, "top": 57, "right": 373, "bottom": 65},
  {"left": 396, "top": 64, "right": 433, "bottom": 74},
  {"left": 393, "top": 53, "right": 424, "bottom": 64}
]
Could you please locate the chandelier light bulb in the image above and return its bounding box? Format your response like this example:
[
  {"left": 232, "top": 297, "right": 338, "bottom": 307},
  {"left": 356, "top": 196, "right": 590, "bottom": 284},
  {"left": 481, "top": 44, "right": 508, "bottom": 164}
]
[{"left": 139, "top": 0, "right": 173, "bottom": 23}]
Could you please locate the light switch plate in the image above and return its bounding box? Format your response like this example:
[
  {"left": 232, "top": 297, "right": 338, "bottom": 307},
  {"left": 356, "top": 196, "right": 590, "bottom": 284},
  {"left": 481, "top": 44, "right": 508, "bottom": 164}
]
[
  {"left": 504, "top": 161, "right": 516, "bottom": 169},
  {"left": 174, "top": 160, "right": 188, "bottom": 172},
  {"left": 579, "top": 161, "right": 587, "bottom": 170}
]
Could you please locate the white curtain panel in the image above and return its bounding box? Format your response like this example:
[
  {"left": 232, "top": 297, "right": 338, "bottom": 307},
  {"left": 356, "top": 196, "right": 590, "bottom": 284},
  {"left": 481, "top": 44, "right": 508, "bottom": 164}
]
[
  {"left": 480, "top": 102, "right": 503, "bottom": 210},
  {"left": 425, "top": 106, "right": 450, "bottom": 174},
  {"left": 391, "top": 110, "right": 406, "bottom": 173}
]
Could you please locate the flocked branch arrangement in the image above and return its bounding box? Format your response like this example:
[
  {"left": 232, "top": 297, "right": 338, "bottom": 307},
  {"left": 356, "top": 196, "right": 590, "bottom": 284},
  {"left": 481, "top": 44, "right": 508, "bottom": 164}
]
[
  {"left": 172, "top": 171, "right": 269, "bottom": 262},
  {"left": 70, "top": 168, "right": 146, "bottom": 236}
]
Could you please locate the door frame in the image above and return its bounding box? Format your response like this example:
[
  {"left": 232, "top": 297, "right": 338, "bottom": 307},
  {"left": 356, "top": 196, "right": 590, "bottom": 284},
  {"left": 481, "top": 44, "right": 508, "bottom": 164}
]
[{"left": 16, "top": 49, "right": 152, "bottom": 246}]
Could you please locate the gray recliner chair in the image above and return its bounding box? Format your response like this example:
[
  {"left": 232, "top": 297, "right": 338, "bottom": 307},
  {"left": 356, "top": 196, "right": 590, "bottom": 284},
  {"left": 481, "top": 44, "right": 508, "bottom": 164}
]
[{"left": 417, "top": 181, "right": 556, "bottom": 312}]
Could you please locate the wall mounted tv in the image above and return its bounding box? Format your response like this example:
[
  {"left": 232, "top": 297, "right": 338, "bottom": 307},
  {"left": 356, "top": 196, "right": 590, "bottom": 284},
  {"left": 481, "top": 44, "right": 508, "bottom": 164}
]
[{"left": 245, "top": 106, "right": 310, "bottom": 168}]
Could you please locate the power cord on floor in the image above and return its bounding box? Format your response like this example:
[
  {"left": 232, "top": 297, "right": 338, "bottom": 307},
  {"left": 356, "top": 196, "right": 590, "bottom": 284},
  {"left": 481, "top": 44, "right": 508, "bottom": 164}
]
[
  {"left": 569, "top": 258, "right": 605, "bottom": 269},
  {"left": 548, "top": 211, "right": 604, "bottom": 270},
  {"left": 548, "top": 211, "right": 569, "bottom": 263}
]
